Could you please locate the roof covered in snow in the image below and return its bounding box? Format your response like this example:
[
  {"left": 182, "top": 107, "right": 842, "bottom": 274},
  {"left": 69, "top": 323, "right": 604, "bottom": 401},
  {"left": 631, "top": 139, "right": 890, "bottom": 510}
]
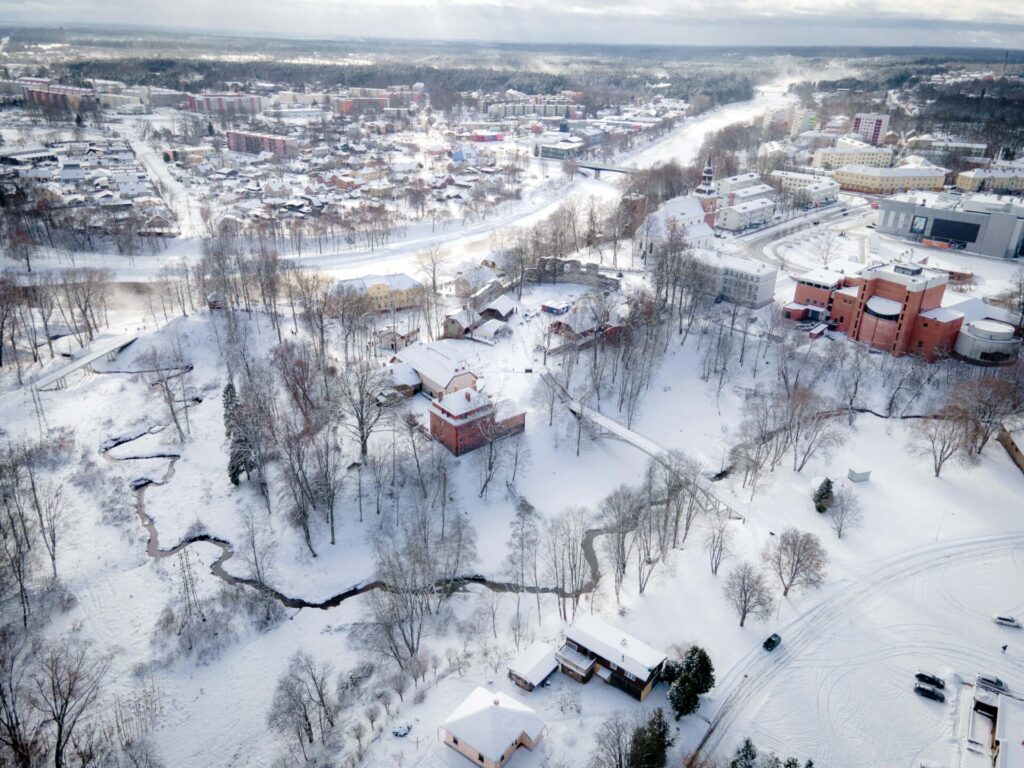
[
  {"left": 508, "top": 643, "right": 558, "bottom": 687},
  {"left": 482, "top": 294, "right": 516, "bottom": 318},
  {"left": 395, "top": 342, "right": 474, "bottom": 388},
  {"left": 866, "top": 295, "right": 903, "bottom": 317},
  {"left": 441, "top": 687, "right": 545, "bottom": 762},
  {"left": 565, "top": 615, "right": 667, "bottom": 681},
  {"left": 996, "top": 695, "right": 1024, "bottom": 768},
  {"left": 334, "top": 272, "right": 421, "bottom": 294}
]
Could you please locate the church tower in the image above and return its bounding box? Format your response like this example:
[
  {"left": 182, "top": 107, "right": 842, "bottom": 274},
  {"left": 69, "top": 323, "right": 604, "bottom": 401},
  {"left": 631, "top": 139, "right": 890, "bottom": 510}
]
[{"left": 693, "top": 158, "right": 718, "bottom": 227}]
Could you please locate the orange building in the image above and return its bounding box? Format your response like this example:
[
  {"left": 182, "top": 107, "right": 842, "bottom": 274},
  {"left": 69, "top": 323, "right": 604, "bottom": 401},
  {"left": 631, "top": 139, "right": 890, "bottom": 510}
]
[
  {"left": 785, "top": 262, "right": 963, "bottom": 360},
  {"left": 429, "top": 390, "right": 526, "bottom": 456}
]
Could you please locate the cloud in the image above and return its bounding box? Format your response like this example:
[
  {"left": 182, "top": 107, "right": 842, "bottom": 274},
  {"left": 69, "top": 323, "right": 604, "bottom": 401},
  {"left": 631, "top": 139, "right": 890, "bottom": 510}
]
[{"left": 2, "top": 0, "right": 1023, "bottom": 47}]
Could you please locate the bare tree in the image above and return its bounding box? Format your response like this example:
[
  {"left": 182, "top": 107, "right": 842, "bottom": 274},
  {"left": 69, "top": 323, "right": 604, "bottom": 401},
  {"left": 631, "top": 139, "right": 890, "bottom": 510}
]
[
  {"left": 336, "top": 359, "right": 391, "bottom": 457},
  {"left": 0, "top": 627, "right": 45, "bottom": 768},
  {"left": 761, "top": 528, "right": 829, "bottom": 597},
  {"left": 599, "top": 485, "right": 641, "bottom": 604},
  {"left": 588, "top": 711, "right": 633, "bottom": 768},
  {"left": 724, "top": 562, "right": 775, "bottom": 627},
  {"left": 32, "top": 638, "right": 111, "bottom": 768},
  {"left": 828, "top": 487, "right": 863, "bottom": 539},
  {"left": 909, "top": 413, "right": 969, "bottom": 478},
  {"left": 703, "top": 515, "right": 733, "bottom": 576},
  {"left": 267, "top": 650, "right": 339, "bottom": 763}
]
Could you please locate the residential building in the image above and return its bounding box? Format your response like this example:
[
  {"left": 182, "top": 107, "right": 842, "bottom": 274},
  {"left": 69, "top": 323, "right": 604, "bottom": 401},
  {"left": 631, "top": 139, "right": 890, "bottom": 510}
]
[
  {"left": 832, "top": 165, "right": 946, "bottom": 194},
  {"left": 715, "top": 198, "right": 776, "bottom": 232},
  {"left": 813, "top": 144, "right": 893, "bottom": 170},
  {"left": 428, "top": 389, "right": 526, "bottom": 456},
  {"left": 394, "top": 342, "right": 478, "bottom": 398},
  {"left": 789, "top": 107, "right": 817, "bottom": 139},
  {"left": 877, "top": 192, "right": 1024, "bottom": 258},
  {"left": 439, "top": 687, "right": 545, "bottom": 768},
  {"left": 956, "top": 168, "right": 1024, "bottom": 193},
  {"left": 226, "top": 130, "right": 297, "bottom": 157},
  {"left": 508, "top": 644, "right": 559, "bottom": 692},
  {"left": 333, "top": 273, "right": 422, "bottom": 312},
  {"left": 770, "top": 169, "right": 831, "bottom": 194},
  {"left": 997, "top": 415, "right": 1024, "bottom": 475},
  {"left": 186, "top": 93, "right": 263, "bottom": 115},
  {"left": 852, "top": 113, "right": 890, "bottom": 145},
  {"left": 442, "top": 308, "right": 482, "bottom": 339},
  {"left": 555, "top": 615, "right": 668, "bottom": 701}
]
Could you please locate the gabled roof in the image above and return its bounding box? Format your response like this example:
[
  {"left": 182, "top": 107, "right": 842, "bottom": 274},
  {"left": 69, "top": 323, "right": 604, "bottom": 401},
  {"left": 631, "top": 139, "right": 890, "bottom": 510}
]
[
  {"left": 565, "top": 614, "right": 667, "bottom": 681},
  {"left": 482, "top": 294, "right": 516, "bottom": 318},
  {"left": 508, "top": 643, "right": 558, "bottom": 687},
  {"left": 395, "top": 342, "right": 474, "bottom": 388},
  {"left": 442, "top": 687, "right": 544, "bottom": 763}
]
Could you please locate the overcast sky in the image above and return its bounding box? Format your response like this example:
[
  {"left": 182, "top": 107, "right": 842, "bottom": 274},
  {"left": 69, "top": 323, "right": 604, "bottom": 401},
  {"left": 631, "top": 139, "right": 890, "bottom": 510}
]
[{"left": 3, "top": 0, "right": 1024, "bottom": 48}]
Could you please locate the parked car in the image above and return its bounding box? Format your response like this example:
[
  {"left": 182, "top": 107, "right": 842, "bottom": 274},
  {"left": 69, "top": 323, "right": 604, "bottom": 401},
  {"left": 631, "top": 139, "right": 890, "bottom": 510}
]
[
  {"left": 977, "top": 674, "right": 1008, "bottom": 693},
  {"left": 616, "top": 272, "right": 624, "bottom": 278},
  {"left": 994, "top": 616, "right": 1021, "bottom": 628},
  {"left": 914, "top": 684, "right": 946, "bottom": 703},
  {"left": 915, "top": 672, "right": 945, "bottom": 689},
  {"left": 763, "top": 633, "right": 782, "bottom": 652}
]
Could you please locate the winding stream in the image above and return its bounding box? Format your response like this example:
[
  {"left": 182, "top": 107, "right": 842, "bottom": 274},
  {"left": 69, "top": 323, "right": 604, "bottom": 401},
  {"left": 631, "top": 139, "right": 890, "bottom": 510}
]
[{"left": 102, "top": 429, "right": 604, "bottom": 610}]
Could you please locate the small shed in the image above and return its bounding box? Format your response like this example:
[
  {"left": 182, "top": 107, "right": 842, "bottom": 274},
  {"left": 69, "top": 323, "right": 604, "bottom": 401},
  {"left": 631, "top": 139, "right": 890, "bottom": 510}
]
[
  {"left": 508, "top": 643, "right": 558, "bottom": 692},
  {"left": 480, "top": 294, "right": 517, "bottom": 322},
  {"left": 541, "top": 301, "right": 571, "bottom": 316},
  {"left": 473, "top": 318, "right": 512, "bottom": 341},
  {"left": 847, "top": 468, "right": 871, "bottom": 483},
  {"left": 443, "top": 308, "right": 482, "bottom": 339}
]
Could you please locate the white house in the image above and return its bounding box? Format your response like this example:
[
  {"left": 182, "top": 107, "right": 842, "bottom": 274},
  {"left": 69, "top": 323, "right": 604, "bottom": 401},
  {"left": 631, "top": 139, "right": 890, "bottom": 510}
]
[
  {"left": 507, "top": 643, "right": 558, "bottom": 692},
  {"left": 440, "top": 687, "right": 546, "bottom": 768},
  {"left": 695, "top": 249, "right": 778, "bottom": 308}
]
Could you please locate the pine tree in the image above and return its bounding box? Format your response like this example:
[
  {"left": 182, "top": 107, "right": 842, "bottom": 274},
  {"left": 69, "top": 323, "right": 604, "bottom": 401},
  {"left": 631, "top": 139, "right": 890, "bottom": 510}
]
[
  {"left": 659, "top": 658, "right": 684, "bottom": 683},
  {"left": 223, "top": 381, "right": 239, "bottom": 438},
  {"left": 627, "top": 708, "right": 673, "bottom": 768},
  {"left": 668, "top": 677, "right": 699, "bottom": 720},
  {"left": 730, "top": 738, "right": 758, "bottom": 768},
  {"left": 812, "top": 478, "right": 834, "bottom": 513},
  {"left": 783, "top": 759, "right": 800, "bottom": 768},
  {"left": 804, "top": 761, "right": 815, "bottom": 768},
  {"left": 681, "top": 646, "right": 716, "bottom": 694}
]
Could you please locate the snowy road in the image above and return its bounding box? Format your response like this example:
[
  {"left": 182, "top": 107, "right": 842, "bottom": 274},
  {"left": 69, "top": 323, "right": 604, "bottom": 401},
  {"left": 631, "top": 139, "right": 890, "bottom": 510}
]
[{"left": 697, "top": 533, "right": 1024, "bottom": 765}]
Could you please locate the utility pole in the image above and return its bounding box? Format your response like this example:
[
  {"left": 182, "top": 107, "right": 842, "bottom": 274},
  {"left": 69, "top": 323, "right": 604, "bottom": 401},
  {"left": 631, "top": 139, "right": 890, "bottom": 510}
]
[{"left": 176, "top": 548, "right": 206, "bottom": 649}]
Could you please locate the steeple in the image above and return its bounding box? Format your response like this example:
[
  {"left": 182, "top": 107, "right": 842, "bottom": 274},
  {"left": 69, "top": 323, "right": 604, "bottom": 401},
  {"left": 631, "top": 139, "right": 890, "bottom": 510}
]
[{"left": 693, "top": 157, "right": 718, "bottom": 227}]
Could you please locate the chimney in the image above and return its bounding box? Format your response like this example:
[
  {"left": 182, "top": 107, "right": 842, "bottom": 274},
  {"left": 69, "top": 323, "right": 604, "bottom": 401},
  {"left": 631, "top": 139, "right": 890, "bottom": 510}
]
[{"left": 465, "top": 391, "right": 471, "bottom": 402}]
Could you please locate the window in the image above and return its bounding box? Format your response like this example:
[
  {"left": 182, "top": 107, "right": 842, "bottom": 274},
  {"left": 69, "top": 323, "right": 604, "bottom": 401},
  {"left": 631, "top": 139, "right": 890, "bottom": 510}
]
[
  {"left": 453, "top": 737, "right": 459, "bottom": 746},
  {"left": 478, "top": 754, "right": 485, "bottom": 763}
]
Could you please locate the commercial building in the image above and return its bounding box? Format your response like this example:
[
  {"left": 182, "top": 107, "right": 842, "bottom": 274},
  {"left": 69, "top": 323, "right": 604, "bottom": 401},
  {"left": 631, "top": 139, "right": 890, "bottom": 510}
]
[
  {"left": 716, "top": 198, "right": 776, "bottom": 232},
  {"left": 440, "top": 687, "right": 545, "bottom": 768},
  {"left": 784, "top": 260, "right": 1019, "bottom": 362},
  {"left": 555, "top": 615, "right": 667, "bottom": 701},
  {"left": 770, "top": 169, "right": 830, "bottom": 194},
  {"left": 832, "top": 165, "right": 946, "bottom": 194},
  {"left": 225, "top": 130, "right": 297, "bottom": 157},
  {"left": 813, "top": 144, "right": 893, "bottom": 170},
  {"left": 186, "top": 93, "right": 263, "bottom": 115},
  {"left": 852, "top": 113, "right": 890, "bottom": 145},
  {"left": 715, "top": 172, "right": 760, "bottom": 197},
  {"left": 428, "top": 389, "right": 525, "bottom": 456},
  {"left": 877, "top": 192, "right": 1024, "bottom": 258}
]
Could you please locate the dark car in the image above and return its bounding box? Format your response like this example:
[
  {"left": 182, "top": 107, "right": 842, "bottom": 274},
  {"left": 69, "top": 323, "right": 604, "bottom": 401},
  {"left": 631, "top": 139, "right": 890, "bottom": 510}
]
[
  {"left": 915, "top": 672, "right": 945, "bottom": 689},
  {"left": 914, "top": 684, "right": 945, "bottom": 703},
  {"left": 763, "top": 633, "right": 782, "bottom": 652}
]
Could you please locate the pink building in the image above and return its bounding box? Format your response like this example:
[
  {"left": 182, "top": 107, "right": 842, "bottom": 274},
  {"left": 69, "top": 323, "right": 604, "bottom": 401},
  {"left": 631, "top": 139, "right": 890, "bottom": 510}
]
[{"left": 226, "top": 130, "right": 297, "bottom": 157}]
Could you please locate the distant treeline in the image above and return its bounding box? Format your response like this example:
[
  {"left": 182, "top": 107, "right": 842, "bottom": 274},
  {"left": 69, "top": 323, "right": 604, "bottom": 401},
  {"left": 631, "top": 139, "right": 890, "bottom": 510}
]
[{"left": 62, "top": 57, "right": 755, "bottom": 112}]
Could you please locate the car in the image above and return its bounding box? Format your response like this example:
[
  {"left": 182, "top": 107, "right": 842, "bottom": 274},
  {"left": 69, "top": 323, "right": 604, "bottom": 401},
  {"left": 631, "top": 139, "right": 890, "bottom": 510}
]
[
  {"left": 914, "top": 684, "right": 946, "bottom": 703},
  {"left": 994, "top": 616, "right": 1022, "bottom": 628},
  {"left": 391, "top": 723, "right": 412, "bottom": 737},
  {"left": 866, "top": 223, "right": 876, "bottom": 229},
  {"left": 763, "top": 633, "right": 782, "bottom": 652},
  {"left": 812, "top": 220, "right": 820, "bottom": 225},
  {"left": 977, "top": 674, "right": 1008, "bottom": 693},
  {"left": 915, "top": 672, "right": 945, "bottom": 689},
  {"left": 616, "top": 272, "right": 624, "bottom": 278}
]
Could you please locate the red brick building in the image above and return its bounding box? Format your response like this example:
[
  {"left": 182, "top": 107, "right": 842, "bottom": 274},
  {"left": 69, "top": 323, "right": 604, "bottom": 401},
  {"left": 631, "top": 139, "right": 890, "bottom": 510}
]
[
  {"left": 785, "top": 262, "right": 963, "bottom": 360},
  {"left": 429, "top": 390, "right": 526, "bottom": 456}
]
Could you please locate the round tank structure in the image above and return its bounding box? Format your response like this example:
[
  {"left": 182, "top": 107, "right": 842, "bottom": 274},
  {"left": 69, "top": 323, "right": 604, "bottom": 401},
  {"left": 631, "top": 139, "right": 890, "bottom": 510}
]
[{"left": 954, "top": 319, "right": 1021, "bottom": 365}]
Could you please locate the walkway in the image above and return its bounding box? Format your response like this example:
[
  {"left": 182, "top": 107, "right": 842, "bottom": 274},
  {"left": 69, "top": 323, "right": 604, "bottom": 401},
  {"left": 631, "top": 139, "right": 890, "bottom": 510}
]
[{"left": 31, "top": 332, "right": 139, "bottom": 390}]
